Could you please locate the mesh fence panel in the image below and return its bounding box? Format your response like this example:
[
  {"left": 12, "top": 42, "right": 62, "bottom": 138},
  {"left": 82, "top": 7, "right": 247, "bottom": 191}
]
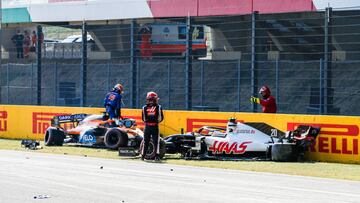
[
  {"left": 138, "top": 60, "right": 171, "bottom": 109},
  {"left": 2, "top": 10, "right": 360, "bottom": 115},
  {"left": 168, "top": 61, "right": 186, "bottom": 110},
  {"left": 108, "top": 63, "right": 132, "bottom": 108},
  {"left": 0, "top": 64, "right": 34, "bottom": 105},
  {"left": 332, "top": 61, "right": 360, "bottom": 115},
  {"left": 277, "top": 61, "right": 321, "bottom": 114},
  {"left": 1, "top": 60, "right": 360, "bottom": 115}
]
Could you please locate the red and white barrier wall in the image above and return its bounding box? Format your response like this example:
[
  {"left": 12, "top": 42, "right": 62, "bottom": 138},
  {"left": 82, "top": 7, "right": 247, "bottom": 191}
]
[{"left": 0, "top": 105, "right": 359, "bottom": 164}]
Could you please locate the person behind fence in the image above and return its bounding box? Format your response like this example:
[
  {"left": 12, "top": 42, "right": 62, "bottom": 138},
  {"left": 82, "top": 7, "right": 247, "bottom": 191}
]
[
  {"left": 30, "top": 31, "right": 44, "bottom": 53},
  {"left": 30, "top": 31, "right": 37, "bottom": 52},
  {"left": 23, "top": 30, "right": 31, "bottom": 58},
  {"left": 141, "top": 91, "right": 164, "bottom": 161},
  {"left": 104, "top": 83, "right": 124, "bottom": 123},
  {"left": 139, "top": 26, "right": 152, "bottom": 59},
  {"left": 11, "top": 30, "right": 24, "bottom": 58},
  {"left": 250, "top": 85, "right": 277, "bottom": 113}
]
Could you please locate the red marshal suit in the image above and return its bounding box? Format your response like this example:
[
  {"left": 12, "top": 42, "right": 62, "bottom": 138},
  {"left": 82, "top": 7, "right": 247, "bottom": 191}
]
[
  {"left": 259, "top": 95, "right": 277, "bottom": 113},
  {"left": 140, "top": 29, "right": 152, "bottom": 58},
  {"left": 251, "top": 85, "right": 277, "bottom": 113}
]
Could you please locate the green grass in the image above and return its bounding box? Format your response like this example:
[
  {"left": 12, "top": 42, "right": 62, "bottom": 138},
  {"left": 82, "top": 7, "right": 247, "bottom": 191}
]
[
  {"left": 1, "top": 139, "right": 360, "bottom": 181},
  {"left": 43, "top": 26, "right": 81, "bottom": 40}
]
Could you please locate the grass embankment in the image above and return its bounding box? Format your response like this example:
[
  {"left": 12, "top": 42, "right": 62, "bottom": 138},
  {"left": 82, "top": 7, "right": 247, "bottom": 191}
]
[{"left": 1, "top": 139, "right": 359, "bottom": 181}]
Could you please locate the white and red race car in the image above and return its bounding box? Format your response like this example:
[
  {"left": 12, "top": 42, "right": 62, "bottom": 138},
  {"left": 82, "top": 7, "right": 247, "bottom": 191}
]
[{"left": 164, "top": 118, "right": 320, "bottom": 161}]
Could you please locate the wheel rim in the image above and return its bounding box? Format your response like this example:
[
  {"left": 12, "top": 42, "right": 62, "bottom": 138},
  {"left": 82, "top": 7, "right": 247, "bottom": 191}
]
[{"left": 107, "top": 133, "right": 119, "bottom": 146}]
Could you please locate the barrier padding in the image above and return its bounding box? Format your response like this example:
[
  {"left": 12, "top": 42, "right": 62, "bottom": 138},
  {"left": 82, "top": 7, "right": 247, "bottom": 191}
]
[{"left": 0, "top": 105, "right": 359, "bottom": 164}]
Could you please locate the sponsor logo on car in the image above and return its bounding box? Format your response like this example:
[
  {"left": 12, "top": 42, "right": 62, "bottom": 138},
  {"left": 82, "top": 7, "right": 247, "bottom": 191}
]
[
  {"left": 57, "top": 114, "right": 87, "bottom": 121},
  {"left": 288, "top": 123, "right": 359, "bottom": 155},
  {"left": 79, "top": 131, "right": 96, "bottom": 143},
  {"left": 236, "top": 129, "right": 255, "bottom": 134},
  {"left": 186, "top": 118, "right": 244, "bottom": 132},
  {"left": 122, "top": 115, "right": 145, "bottom": 129},
  {"left": 208, "top": 141, "right": 252, "bottom": 154},
  {"left": 32, "top": 112, "right": 146, "bottom": 135},
  {"left": 0, "top": 111, "right": 8, "bottom": 132}
]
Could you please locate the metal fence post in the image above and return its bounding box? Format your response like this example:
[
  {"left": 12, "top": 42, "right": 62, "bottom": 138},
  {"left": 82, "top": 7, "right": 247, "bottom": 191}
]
[
  {"left": 237, "top": 59, "right": 241, "bottom": 112},
  {"left": 6, "top": 63, "right": 9, "bottom": 104},
  {"left": 275, "top": 59, "right": 279, "bottom": 104},
  {"left": 185, "top": 16, "right": 193, "bottom": 110},
  {"left": 30, "top": 63, "right": 34, "bottom": 105},
  {"left": 53, "top": 43, "right": 56, "bottom": 58},
  {"left": 251, "top": 11, "right": 259, "bottom": 112},
  {"left": 136, "top": 60, "right": 140, "bottom": 108},
  {"left": 324, "top": 7, "right": 333, "bottom": 115},
  {"left": 54, "top": 62, "right": 58, "bottom": 105},
  {"left": 80, "top": 20, "right": 87, "bottom": 107},
  {"left": 107, "top": 62, "right": 110, "bottom": 91},
  {"left": 319, "top": 58, "right": 324, "bottom": 114},
  {"left": 167, "top": 60, "right": 171, "bottom": 109},
  {"left": 71, "top": 43, "right": 74, "bottom": 58},
  {"left": 37, "top": 25, "right": 43, "bottom": 105},
  {"left": 130, "top": 20, "right": 137, "bottom": 108},
  {"left": 200, "top": 60, "right": 204, "bottom": 106}
]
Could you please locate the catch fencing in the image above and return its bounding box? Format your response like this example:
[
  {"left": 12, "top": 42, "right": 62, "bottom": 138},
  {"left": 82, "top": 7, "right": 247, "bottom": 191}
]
[
  {"left": 1, "top": 59, "right": 360, "bottom": 115},
  {"left": 2, "top": 8, "right": 360, "bottom": 115}
]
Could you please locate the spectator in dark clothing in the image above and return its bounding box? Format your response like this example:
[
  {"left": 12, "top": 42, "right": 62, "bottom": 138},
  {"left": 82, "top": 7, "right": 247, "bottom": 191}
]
[
  {"left": 250, "top": 85, "right": 277, "bottom": 113},
  {"left": 11, "top": 30, "right": 24, "bottom": 58}
]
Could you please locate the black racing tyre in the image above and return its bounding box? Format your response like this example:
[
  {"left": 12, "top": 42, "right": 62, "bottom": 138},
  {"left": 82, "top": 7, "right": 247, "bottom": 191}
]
[
  {"left": 140, "top": 138, "right": 166, "bottom": 160},
  {"left": 44, "top": 127, "right": 65, "bottom": 146},
  {"left": 200, "top": 140, "right": 207, "bottom": 155},
  {"left": 271, "top": 143, "right": 298, "bottom": 162},
  {"left": 158, "top": 139, "right": 166, "bottom": 159},
  {"left": 104, "top": 129, "right": 128, "bottom": 150}
]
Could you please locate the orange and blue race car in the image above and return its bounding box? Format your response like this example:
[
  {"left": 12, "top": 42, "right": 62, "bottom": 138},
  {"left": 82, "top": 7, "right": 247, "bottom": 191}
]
[
  {"left": 44, "top": 113, "right": 166, "bottom": 159},
  {"left": 44, "top": 113, "right": 143, "bottom": 149}
]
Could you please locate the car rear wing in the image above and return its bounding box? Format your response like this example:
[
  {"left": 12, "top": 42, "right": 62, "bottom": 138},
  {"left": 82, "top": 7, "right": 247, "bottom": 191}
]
[{"left": 51, "top": 114, "right": 88, "bottom": 127}]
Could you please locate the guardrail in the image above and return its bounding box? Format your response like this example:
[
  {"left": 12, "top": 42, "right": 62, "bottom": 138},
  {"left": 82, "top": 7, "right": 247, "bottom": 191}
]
[{"left": 0, "top": 105, "right": 359, "bottom": 164}]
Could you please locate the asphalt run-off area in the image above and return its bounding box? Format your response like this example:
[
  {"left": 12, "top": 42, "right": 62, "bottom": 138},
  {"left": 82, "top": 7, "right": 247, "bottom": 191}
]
[{"left": 0, "top": 150, "right": 359, "bottom": 203}]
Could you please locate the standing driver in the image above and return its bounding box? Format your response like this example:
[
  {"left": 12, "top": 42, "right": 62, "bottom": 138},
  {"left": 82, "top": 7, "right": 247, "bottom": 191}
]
[
  {"left": 104, "top": 84, "right": 123, "bottom": 122},
  {"left": 141, "top": 92, "right": 164, "bottom": 161},
  {"left": 250, "top": 85, "right": 277, "bottom": 113}
]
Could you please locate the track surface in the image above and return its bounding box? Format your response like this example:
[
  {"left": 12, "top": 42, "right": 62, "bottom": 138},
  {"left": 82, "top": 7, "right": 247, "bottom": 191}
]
[{"left": 0, "top": 150, "right": 359, "bottom": 203}]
